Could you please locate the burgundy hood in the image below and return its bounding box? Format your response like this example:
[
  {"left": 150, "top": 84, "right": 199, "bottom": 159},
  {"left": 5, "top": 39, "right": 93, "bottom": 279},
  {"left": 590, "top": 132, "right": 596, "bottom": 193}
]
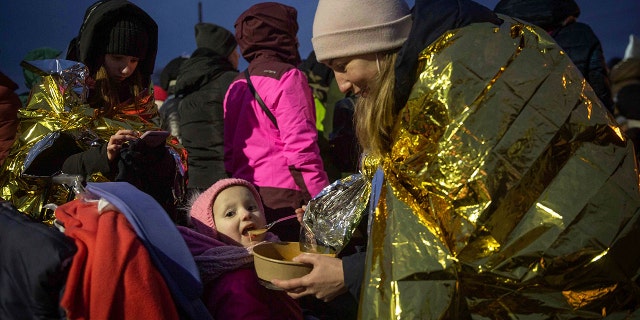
[{"left": 234, "top": 2, "right": 301, "bottom": 66}]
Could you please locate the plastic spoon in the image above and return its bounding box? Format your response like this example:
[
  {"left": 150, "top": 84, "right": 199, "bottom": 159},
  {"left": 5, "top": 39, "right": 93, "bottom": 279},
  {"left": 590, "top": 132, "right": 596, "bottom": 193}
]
[{"left": 248, "top": 214, "right": 298, "bottom": 239}]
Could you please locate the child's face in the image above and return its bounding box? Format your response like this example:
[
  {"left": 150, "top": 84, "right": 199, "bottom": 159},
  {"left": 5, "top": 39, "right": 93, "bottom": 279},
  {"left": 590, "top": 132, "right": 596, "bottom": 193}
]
[
  {"left": 212, "top": 186, "right": 266, "bottom": 247},
  {"left": 103, "top": 54, "right": 139, "bottom": 83}
]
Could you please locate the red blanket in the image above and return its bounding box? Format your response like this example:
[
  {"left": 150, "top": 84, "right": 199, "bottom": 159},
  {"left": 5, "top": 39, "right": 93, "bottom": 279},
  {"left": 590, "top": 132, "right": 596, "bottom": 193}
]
[{"left": 56, "top": 200, "right": 179, "bottom": 320}]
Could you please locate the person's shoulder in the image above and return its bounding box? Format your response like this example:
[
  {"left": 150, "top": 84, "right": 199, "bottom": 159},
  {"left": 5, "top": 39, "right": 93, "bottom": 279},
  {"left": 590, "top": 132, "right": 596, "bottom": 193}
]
[
  {"left": 250, "top": 60, "right": 297, "bottom": 81},
  {"left": 216, "top": 69, "right": 240, "bottom": 85},
  {"left": 553, "top": 21, "right": 601, "bottom": 48},
  {"left": 565, "top": 21, "right": 597, "bottom": 35}
]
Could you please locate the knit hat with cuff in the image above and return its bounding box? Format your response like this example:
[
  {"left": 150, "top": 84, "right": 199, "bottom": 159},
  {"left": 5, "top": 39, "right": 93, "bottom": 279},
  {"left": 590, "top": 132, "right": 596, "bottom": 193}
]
[
  {"left": 190, "top": 178, "right": 264, "bottom": 239},
  {"left": 105, "top": 15, "right": 149, "bottom": 59},
  {"left": 195, "top": 22, "right": 237, "bottom": 58},
  {"left": 312, "top": 0, "right": 412, "bottom": 62}
]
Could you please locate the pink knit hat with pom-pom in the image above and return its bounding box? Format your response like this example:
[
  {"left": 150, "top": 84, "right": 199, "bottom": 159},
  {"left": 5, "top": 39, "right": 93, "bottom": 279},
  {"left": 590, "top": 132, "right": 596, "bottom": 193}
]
[{"left": 189, "top": 178, "right": 264, "bottom": 239}]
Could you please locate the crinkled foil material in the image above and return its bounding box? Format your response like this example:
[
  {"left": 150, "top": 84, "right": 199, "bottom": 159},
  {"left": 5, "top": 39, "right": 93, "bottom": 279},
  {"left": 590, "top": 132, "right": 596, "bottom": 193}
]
[
  {"left": 0, "top": 60, "right": 186, "bottom": 223},
  {"left": 301, "top": 173, "right": 371, "bottom": 254},
  {"left": 359, "top": 17, "right": 640, "bottom": 319}
]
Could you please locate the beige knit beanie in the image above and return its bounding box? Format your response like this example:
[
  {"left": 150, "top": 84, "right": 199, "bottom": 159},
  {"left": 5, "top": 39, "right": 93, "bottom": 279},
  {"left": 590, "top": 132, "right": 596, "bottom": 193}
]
[{"left": 312, "top": 0, "right": 412, "bottom": 62}]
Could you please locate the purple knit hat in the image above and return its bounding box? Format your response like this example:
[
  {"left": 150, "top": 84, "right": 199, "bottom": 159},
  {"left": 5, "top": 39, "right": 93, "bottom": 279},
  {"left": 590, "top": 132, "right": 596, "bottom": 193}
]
[{"left": 190, "top": 178, "right": 264, "bottom": 239}]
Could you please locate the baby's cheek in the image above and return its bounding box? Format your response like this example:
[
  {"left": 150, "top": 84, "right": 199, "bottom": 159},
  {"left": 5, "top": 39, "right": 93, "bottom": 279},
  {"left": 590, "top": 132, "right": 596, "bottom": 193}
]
[{"left": 258, "top": 215, "right": 267, "bottom": 227}]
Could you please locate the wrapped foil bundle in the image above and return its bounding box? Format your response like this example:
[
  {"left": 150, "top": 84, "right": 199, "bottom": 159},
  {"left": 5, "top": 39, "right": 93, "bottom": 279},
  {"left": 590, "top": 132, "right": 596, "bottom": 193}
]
[
  {"left": 0, "top": 59, "right": 184, "bottom": 223},
  {"left": 20, "top": 59, "right": 89, "bottom": 112},
  {"left": 300, "top": 173, "right": 371, "bottom": 254},
  {"left": 359, "top": 17, "right": 640, "bottom": 319}
]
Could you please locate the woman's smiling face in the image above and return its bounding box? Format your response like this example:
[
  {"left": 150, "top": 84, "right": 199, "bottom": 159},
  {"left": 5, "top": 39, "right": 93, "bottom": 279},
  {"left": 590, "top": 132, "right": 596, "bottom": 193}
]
[
  {"left": 212, "top": 186, "right": 266, "bottom": 247},
  {"left": 325, "top": 52, "right": 379, "bottom": 97}
]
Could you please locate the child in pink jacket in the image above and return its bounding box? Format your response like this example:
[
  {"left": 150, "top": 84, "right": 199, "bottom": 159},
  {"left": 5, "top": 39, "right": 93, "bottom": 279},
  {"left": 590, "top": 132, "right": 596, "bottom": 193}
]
[{"left": 177, "top": 178, "right": 302, "bottom": 319}]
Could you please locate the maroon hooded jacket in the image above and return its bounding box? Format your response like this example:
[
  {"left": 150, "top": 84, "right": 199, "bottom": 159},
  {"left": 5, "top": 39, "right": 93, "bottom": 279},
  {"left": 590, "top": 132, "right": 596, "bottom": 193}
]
[{"left": 0, "top": 71, "right": 20, "bottom": 167}]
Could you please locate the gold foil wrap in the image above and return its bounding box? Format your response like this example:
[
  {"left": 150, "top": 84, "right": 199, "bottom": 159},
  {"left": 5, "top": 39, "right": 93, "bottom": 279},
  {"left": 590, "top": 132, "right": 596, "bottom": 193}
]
[
  {"left": 359, "top": 17, "right": 640, "bottom": 319},
  {"left": 0, "top": 60, "right": 186, "bottom": 223}
]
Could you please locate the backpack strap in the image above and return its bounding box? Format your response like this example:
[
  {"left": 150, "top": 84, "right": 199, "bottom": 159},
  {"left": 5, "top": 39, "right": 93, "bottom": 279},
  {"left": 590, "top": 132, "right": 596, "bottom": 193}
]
[{"left": 244, "top": 69, "right": 278, "bottom": 129}]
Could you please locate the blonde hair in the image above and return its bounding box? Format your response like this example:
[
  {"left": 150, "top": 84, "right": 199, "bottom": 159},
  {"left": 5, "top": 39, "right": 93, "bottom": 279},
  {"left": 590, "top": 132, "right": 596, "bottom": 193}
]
[
  {"left": 354, "top": 52, "right": 398, "bottom": 157},
  {"left": 89, "top": 64, "right": 146, "bottom": 117}
]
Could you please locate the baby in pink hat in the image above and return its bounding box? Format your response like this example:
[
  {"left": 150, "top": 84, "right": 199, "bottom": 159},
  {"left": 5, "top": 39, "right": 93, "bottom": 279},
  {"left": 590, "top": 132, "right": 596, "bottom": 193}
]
[
  {"left": 177, "top": 178, "right": 302, "bottom": 319},
  {"left": 189, "top": 177, "right": 271, "bottom": 247}
]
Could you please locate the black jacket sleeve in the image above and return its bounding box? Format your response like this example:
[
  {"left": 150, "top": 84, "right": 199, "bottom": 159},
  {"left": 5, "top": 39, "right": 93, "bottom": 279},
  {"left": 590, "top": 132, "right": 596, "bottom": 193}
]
[
  {"left": 159, "top": 97, "right": 182, "bottom": 141},
  {"left": 342, "top": 251, "right": 366, "bottom": 301},
  {"left": 61, "top": 143, "right": 114, "bottom": 179},
  {"left": 0, "top": 201, "right": 76, "bottom": 319}
]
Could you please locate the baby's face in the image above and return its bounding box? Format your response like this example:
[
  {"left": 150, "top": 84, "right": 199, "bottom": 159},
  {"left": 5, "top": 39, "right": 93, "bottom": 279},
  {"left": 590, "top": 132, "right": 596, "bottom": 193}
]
[{"left": 212, "top": 186, "right": 266, "bottom": 247}]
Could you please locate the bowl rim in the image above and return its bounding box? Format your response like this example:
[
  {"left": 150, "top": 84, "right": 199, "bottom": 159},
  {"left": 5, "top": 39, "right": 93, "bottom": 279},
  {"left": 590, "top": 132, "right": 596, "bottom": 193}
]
[{"left": 252, "top": 242, "right": 310, "bottom": 266}]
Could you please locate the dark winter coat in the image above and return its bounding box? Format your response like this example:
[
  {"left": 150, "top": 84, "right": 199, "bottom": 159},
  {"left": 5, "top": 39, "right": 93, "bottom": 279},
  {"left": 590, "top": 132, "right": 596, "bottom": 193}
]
[
  {"left": 550, "top": 21, "right": 614, "bottom": 112},
  {"left": 0, "top": 201, "right": 77, "bottom": 319},
  {"left": 174, "top": 47, "right": 238, "bottom": 190},
  {"left": 62, "top": 144, "right": 113, "bottom": 180},
  {"left": 62, "top": 138, "right": 182, "bottom": 222},
  {"left": 494, "top": 0, "right": 614, "bottom": 112}
]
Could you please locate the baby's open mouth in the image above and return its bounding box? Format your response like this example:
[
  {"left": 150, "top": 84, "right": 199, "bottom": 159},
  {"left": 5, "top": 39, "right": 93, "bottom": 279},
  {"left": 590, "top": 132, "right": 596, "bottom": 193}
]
[{"left": 242, "top": 225, "right": 255, "bottom": 236}]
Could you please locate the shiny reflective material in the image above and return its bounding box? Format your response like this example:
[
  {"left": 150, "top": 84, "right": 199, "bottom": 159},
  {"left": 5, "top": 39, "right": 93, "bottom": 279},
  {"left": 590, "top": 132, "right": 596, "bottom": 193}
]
[
  {"left": 301, "top": 174, "right": 371, "bottom": 254},
  {"left": 0, "top": 60, "right": 186, "bottom": 223},
  {"left": 358, "top": 18, "right": 640, "bottom": 318}
]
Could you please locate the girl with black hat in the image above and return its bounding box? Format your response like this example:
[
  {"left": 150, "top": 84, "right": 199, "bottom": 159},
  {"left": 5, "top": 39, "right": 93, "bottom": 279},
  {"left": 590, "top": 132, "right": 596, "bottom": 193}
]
[{"left": 60, "top": 0, "right": 185, "bottom": 222}]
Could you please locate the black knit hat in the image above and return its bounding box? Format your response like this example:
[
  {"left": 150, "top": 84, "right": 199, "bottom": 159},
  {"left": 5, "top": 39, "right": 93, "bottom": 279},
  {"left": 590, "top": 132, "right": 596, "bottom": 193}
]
[
  {"left": 194, "top": 23, "right": 237, "bottom": 57},
  {"left": 75, "top": 0, "right": 158, "bottom": 78},
  {"left": 160, "top": 56, "right": 187, "bottom": 92},
  {"left": 105, "top": 15, "right": 149, "bottom": 58}
]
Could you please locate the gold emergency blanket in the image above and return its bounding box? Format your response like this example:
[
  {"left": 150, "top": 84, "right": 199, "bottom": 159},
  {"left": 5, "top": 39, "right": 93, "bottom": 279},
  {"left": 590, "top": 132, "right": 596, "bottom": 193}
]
[
  {"left": 0, "top": 60, "right": 184, "bottom": 223},
  {"left": 359, "top": 17, "right": 640, "bottom": 319}
]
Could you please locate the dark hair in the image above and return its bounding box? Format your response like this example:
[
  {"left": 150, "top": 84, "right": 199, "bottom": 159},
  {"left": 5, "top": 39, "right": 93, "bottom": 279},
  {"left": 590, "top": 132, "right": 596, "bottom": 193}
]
[{"left": 88, "top": 63, "right": 146, "bottom": 115}]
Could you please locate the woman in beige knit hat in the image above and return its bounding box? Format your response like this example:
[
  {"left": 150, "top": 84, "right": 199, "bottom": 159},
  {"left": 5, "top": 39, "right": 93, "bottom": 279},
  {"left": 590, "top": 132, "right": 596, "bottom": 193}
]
[{"left": 272, "top": 0, "right": 640, "bottom": 319}]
